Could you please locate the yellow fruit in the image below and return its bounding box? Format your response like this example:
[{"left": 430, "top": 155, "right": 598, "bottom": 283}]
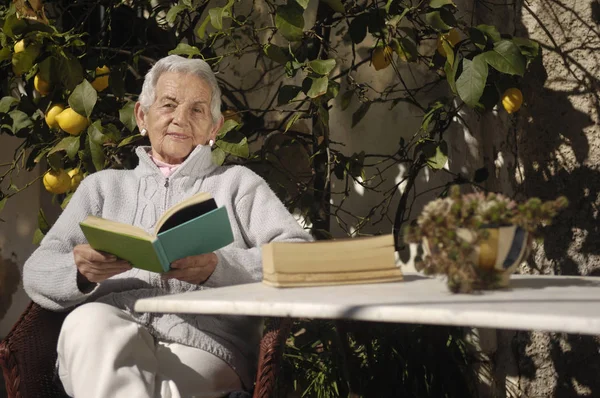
[
  {"left": 34, "top": 74, "right": 52, "bottom": 96},
  {"left": 43, "top": 169, "right": 71, "bottom": 194},
  {"left": 68, "top": 168, "right": 83, "bottom": 190},
  {"left": 55, "top": 108, "right": 90, "bottom": 136},
  {"left": 45, "top": 103, "right": 65, "bottom": 129},
  {"left": 502, "top": 88, "right": 523, "bottom": 114},
  {"left": 372, "top": 46, "right": 393, "bottom": 71},
  {"left": 14, "top": 39, "right": 25, "bottom": 53},
  {"left": 91, "top": 65, "right": 110, "bottom": 92},
  {"left": 437, "top": 28, "right": 461, "bottom": 57}
]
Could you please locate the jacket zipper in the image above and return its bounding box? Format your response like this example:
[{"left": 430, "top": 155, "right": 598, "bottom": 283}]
[
  {"left": 160, "top": 177, "right": 170, "bottom": 291},
  {"left": 163, "top": 177, "right": 169, "bottom": 211}
]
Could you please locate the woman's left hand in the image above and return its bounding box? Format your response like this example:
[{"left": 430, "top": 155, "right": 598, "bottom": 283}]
[{"left": 162, "top": 252, "right": 218, "bottom": 284}]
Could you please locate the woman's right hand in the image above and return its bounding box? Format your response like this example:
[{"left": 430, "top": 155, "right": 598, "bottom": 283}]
[{"left": 74, "top": 244, "right": 132, "bottom": 284}]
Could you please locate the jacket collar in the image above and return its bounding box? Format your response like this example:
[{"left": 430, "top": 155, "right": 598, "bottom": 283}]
[{"left": 134, "top": 145, "right": 216, "bottom": 179}]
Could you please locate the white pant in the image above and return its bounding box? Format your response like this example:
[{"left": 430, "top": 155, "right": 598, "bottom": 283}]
[{"left": 57, "top": 302, "right": 242, "bottom": 398}]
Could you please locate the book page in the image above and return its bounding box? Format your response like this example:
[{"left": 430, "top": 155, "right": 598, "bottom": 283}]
[
  {"left": 154, "top": 192, "right": 216, "bottom": 235},
  {"left": 81, "top": 216, "right": 153, "bottom": 240}
]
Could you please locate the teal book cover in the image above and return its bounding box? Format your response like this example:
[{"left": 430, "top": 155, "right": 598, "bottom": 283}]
[{"left": 157, "top": 206, "right": 234, "bottom": 264}]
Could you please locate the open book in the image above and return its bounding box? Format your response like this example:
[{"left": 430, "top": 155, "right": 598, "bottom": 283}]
[
  {"left": 80, "top": 192, "right": 234, "bottom": 273},
  {"left": 261, "top": 234, "right": 403, "bottom": 287}
]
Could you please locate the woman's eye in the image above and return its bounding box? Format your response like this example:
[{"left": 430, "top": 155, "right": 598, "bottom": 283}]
[
  {"left": 193, "top": 108, "right": 203, "bottom": 113},
  {"left": 164, "top": 103, "right": 175, "bottom": 108}
]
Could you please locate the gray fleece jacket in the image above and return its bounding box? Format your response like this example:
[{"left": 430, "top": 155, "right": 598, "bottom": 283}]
[{"left": 23, "top": 145, "right": 312, "bottom": 389}]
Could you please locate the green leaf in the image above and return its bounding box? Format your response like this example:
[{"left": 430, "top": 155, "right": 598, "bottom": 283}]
[
  {"left": 429, "top": 0, "right": 455, "bottom": 8},
  {"left": 0, "top": 96, "right": 18, "bottom": 113},
  {"left": 349, "top": 14, "right": 368, "bottom": 44},
  {"left": 425, "top": 10, "right": 455, "bottom": 31},
  {"left": 0, "top": 197, "right": 6, "bottom": 215},
  {"left": 88, "top": 120, "right": 109, "bottom": 145},
  {"left": 216, "top": 137, "right": 249, "bottom": 158},
  {"left": 88, "top": 135, "right": 105, "bottom": 171},
  {"left": 117, "top": 134, "right": 143, "bottom": 148},
  {"left": 209, "top": 7, "right": 225, "bottom": 30},
  {"left": 456, "top": 56, "right": 488, "bottom": 107},
  {"left": 352, "top": 102, "right": 371, "bottom": 128},
  {"left": 169, "top": 43, "right": 202, "bottom": 57},
  {"left": 482, "top": 40, "right": 526, "bottom": 76},
  {"left": 303, "top": 76, "right": 328, "bottom": 98},
  {"left": 444, "top": 58, "right": 458, "bottom": 94},
  {"left": 512, "top": 37, "right": 540, "bottom": 58},
  {"left": 322, "top": 0, "right": 345, "bottom": 13},
  {"left": 295, "top": 0, "right": 310, "bottom": 9},
  {"left": 197, "top": 15, "right": 211, "bottom": 39},
  {"left": 285, "top": 112, "right": 302, "bottom": 133},
  {"left": 12, "top": 44, "right": 40, "bottom": 75},
  {"left": 442, "top": 40, "right": 454, "bottom": 66},
  {"left": 57, "top": 55, "right": 84, "bottom": 91},
  {"left": 326, "top": 80, "right": 340, "bottom": 99},
  {"left": 0, "top": 47, "right": 11, "bottom": 62},
  {"left": 275, "top": 3, "right": 305, "bottom": 42},
  {"left": 119, "top": 101, "right": 137, "bottom": 132},
  {"left": 476, "top": 24, "right": 501, "bottom": 42},
  {"left": 61, "top": 192, "right": 74, "bottom": 209},
  {"left": 9, "top": 110, "right": 32, "bottom": 133},
  {"left": 211, "top": 147, "right": 227, "bottom": 165},
  {"left": 468, "top": 27, "right": 487, "bottom": 50},
  {"left": 32, "top": 228, "right": 45, "bottom": 245},
  {"left": 3, "top": 14, "right": 27, "bottom": 38},
  {"left": 392, "top": 37, "right": 418, "bottom": 62},
  {"left": 278, "top": 85, "right": 303, "bottom": 105},
  {"left": 426, "top": 141, "right": 448, "bottom": 170},
  {"left": 37, "top": 56, "right": 53, "bottom": 83},
  {"left": 341, "top": 90, "right": 354, "bottom": 111},
  {"left": 308, "top": 59, "right": 336, "bottom": 76},
  {"left": 263, "top": 44, "right": 289, "bottom": 64},
  {"left": 166, "top": 4, "right": 187, "bottom": 24},
  {"left": 69, "top": 80, "right": 97, "bottom": 118},
  {"left": 37, "top": 208, "right": 50, "bottom": 233},
  {"left": 48, "top": 136, "right": 80, "bottom": 160},
  {"left": 217, "top": 119, "right": 240, "bottom": 138}
]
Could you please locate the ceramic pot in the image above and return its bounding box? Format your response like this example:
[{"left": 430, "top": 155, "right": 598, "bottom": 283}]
[{"left": 423, "top": 225, "right": 531, "bottom": 287}]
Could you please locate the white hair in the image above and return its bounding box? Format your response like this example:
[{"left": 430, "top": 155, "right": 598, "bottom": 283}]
[{"left": 138, "top": 55, "right": 222, "bottom": 124}]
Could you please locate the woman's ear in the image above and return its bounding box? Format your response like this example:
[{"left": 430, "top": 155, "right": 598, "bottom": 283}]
[
  {"left": 209, "top": 115, "right": 224, "bottom": 141},
  {"left": 134, "top": 102, "right": 146, "bottom": 131}
]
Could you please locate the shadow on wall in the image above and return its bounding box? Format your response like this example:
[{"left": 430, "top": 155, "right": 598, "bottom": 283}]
[{"left": 507, "top": 0, "right": 600, "bottom": 397}]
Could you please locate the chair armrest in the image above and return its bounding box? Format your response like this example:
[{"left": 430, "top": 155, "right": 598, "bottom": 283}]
[
  {"left": 0, "top": 301, "right": 70, "bottom": 398},
  {"left": 252, "top": 317, "right": 292, "bottom": 398}
]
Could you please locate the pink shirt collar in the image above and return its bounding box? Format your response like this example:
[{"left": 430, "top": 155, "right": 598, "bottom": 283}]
[{"left": 149, "top": 154, "right": 181, "bottom": 177}]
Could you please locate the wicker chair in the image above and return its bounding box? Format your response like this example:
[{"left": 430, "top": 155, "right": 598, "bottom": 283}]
[{"left": 0, "top": 301, "right": 291, "bottom": 398}]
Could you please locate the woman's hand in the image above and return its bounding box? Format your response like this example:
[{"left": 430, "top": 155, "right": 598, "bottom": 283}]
[
  {"left": 74, "top": 244, "right": 132, "bottom": 285},
  {"left": 162, "top": 253, "right": 218, "bottom": 285}
]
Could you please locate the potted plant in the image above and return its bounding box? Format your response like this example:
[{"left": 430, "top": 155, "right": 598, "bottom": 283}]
[{"left": 404, "top": 186, "right": 568, "bottom": 293}]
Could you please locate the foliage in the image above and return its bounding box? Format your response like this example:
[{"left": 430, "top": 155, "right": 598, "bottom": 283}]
[
  {"left": 404, "top": 186, "right": 568, "bottom": 293},
  {"left": 280, "top": 320, "right": 477, "bottom": 397},
  {"left": 0, "top": 0, "right": 539, "bottom": 243},
  {"left": 0, "top": 0, "right": 543, "bottom": 396}
]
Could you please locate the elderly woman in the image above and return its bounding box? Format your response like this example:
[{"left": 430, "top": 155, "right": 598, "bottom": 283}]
[{"left": 23, "top": 55, "right": 312, "bottom": 398}]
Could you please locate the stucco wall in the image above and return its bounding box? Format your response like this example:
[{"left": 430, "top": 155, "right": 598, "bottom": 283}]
[{"left": 474, "top": 0, "right": 600, "bottom": 396}]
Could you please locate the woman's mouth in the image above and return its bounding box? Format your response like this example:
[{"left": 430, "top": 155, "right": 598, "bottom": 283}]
[{"left": 166, "top": 132, "right": 190, "bottom": 141}]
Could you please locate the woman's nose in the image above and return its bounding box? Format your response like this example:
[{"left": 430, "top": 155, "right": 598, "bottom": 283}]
[{"left": 172, "top": 106, "right": 189, "bottom": 126}]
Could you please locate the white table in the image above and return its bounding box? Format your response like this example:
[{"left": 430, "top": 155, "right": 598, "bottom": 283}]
[{"left": 134, "top": 273, "right": 600, "bottom": 335}]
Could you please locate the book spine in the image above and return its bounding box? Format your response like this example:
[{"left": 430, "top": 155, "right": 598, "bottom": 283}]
[{"left": 152, "top": 240, "right": 171, "bottom": 272}]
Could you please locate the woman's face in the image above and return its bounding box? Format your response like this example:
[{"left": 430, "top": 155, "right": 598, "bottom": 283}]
[{"left": 135, "top": 71, "right": 223, "bottom": 164}]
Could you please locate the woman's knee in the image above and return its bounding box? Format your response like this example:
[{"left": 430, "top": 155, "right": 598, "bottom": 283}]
[{"left": 61, "top": 302, "right": 126, "bottom": 338}]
